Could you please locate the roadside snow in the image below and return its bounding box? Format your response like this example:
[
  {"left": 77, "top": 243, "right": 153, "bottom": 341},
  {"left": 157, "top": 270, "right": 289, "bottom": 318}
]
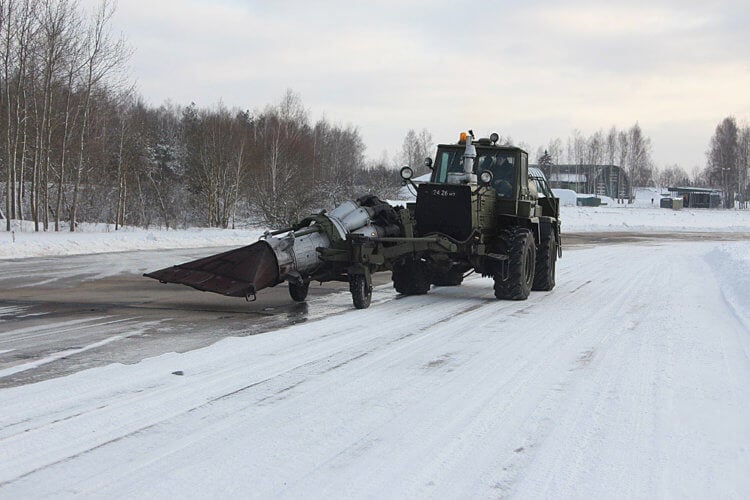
[
  {"left": 705, "top": 244, "right": 750, "bottom": 330},
  {"left": 561, "top": 206, "right": 750, "bottom": 232},
  {"left": 551, "top": 188, "right": 577, "bottom": 205},
  {"left": 0, "top": 221, "right": 264, "bottom": 260}
]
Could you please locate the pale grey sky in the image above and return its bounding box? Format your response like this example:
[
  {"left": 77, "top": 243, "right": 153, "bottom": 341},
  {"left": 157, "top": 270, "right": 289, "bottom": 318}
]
[{"left": 96, "top": 0, "right": 750, "bottom": 169}]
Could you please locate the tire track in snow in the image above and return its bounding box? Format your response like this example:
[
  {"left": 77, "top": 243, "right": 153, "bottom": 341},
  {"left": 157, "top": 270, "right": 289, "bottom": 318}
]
[
  {"left": 0, "top": 289, "right": 499, "bottom": 488},
  {"left": 0, "top": 259, "right": 595, "bottom": 494},
  {"left": 510, "top": 243, "right": 750, "bottom": 498}
]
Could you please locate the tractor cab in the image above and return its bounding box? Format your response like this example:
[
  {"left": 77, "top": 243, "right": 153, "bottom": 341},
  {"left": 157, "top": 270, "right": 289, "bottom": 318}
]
[
  {"left": 430, "top": 134, "right": 529, "bottom": 195},
  {"left": 421, "top": 132, "right": 536, "bottom": 218}
]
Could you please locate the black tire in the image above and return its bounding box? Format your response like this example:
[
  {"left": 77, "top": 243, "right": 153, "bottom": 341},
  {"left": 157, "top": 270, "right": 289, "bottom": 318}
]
[
  {"left": 432, "top": 268, "right": 464, "bottom": 286},
  {"left": 494, "top": 228, "right": 536, "bottom": 300},
  {"left": 532, "top": 233, "right": 556, "bottom": 291},
  {"left": 392, "top": 258, "right": 431, "bottom": 295},
  {"left": 288, "top": 281, "right": 309, "bottom": 302},
  {"left": 349, "top": 274, "right": 372, "bottom": 309}
]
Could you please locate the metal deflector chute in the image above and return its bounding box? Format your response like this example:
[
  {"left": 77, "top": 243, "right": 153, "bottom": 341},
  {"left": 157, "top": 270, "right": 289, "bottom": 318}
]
[{"left": 144, "top": 241, "right": 280, "bottom": 298}]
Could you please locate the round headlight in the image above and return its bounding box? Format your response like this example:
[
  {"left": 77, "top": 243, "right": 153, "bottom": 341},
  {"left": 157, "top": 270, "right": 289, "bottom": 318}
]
[
  {"left": 400, "top": 166, "right": 414, "bottom": 180},
  {"left": 479, "top": 170, "right": 494, "bottom": 186},
  {"left": 490, "top": 132, "right": 499, "bottom": 144}
]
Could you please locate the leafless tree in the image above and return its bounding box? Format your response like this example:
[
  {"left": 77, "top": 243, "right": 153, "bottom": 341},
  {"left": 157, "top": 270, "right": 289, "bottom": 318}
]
[
  {"left": 70, "top": 0, "right": 130, "bottom": 231},
  {"left": 250, "top": 90, "right": 315, "bottom": 226},
  {"left": 360, "top": 158, "right": 400, "bottom": 200},
  {"left": 567, "top": 129, "right": 586, "bottom": 192},
  {"left": 706, "top": 116, "right": 739, "bottom": 208},
  {"left": 738, "top": 124, "right": 750, "bottom": 207},
  {"left": 627, "top": 122, "right": 654, "bottom": 193},
  {"left": 3, "top": 0, "right": 38, "bottom": 228},
  {"left": 657, "top": 165, "right": 690, "bottom": 188},
  {"left": 585, "top": 130, "right": 604, "bottom": 193},
  {"left": 399, "top": 128, "right": 432, "bottom": 176},
  {"left": 617, "top": 130, "right": 629, "bottom": 198},
  {"left": 36, "top": 0, "right": 77, "bottom": 230}
]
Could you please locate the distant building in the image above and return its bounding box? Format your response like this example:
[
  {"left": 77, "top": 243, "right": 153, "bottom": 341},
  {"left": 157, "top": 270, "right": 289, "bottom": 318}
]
[
  {"left": 530, "top": 164, "right": 631, "bottom": 199},
  {"left": 667, "top": 187, "right": 722, "bottom": 208}
]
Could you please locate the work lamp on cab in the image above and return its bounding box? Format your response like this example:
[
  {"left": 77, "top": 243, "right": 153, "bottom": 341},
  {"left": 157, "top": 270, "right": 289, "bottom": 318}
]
[
  {"left": 490, "top": 132, "right": 499, "bottom": 145},
  {"left": 400, "top": 166, "right": 414, "bottom": 180}
]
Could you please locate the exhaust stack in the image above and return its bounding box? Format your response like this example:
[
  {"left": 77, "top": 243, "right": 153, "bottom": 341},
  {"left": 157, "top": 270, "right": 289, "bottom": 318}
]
[{"left": 447, "top": 130, "right": 477, "bottom": 185}]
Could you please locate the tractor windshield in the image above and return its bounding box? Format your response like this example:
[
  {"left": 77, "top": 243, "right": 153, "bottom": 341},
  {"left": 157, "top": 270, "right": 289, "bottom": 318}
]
[
  {"left": 433, "top": 147, "right": 517, "bottom": 198},
  {"left": 478, "top": 153, "right": 515, "bottom": 198}
]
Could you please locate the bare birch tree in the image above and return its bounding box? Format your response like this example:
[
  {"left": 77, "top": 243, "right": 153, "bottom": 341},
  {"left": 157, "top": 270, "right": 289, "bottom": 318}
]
[
  {"left": 399, "top": 128, "right": 433, "bottom": 176},
  {"left": 706, "top": 116, "right": 739, "bottom": 208},
  {"left": 738, "top": 124, "right": 750, "bottom": 207},
  {"left": 70, "top": 0, "right": 129, "bottom": 231}
]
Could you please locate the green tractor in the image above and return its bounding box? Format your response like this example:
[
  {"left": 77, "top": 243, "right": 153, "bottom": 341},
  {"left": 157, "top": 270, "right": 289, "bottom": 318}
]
[{"left": 394, "top": 130, "right": 561, "bottom": 300}]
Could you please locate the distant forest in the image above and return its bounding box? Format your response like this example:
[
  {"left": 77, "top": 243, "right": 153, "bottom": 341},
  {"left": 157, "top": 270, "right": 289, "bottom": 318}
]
[
  {"left": 0, "top": 0, "right": 403, "bottom": 232},
  {"left": 2, "top": 1, "right": 748, "bottom": 233}
]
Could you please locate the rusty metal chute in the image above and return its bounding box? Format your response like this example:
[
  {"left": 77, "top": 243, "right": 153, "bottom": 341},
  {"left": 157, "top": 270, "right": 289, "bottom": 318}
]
[{"left": 144, "top": 241, "right": 280, "bottom": 298}]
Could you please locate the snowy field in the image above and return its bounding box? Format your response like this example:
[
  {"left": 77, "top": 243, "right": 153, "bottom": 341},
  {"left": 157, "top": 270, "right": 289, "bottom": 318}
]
[
  {"left": 2, "top": 205, "right": 750, "bottom": 260},
  {"left": 1, "top": 206, "right": 750, "bottom": 498}
]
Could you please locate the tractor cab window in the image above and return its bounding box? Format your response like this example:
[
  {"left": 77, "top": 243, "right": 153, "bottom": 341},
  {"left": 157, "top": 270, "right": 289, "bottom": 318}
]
[
  {"left": 484, "top": 152, "right": 516, "bottom": 198},
  {"left": 433, "top": 149, "right": 463, "bottom": 183}
]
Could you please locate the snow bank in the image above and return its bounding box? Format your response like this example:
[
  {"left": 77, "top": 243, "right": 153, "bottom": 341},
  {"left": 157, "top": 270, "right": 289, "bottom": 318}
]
[
  {"left": 552, "top": 189, "right": 577, "bottom": 206},
  {"left": 561, "top": 206, "right": 750, "bottom": 233},
  {"left": 705, "top": 245, "right": 750, "bottom": 329},
  {"left": 575, "top": 193, "right": 618, "bottom": 206},
  {"left": 555, "top": 187, "right": 666, "bottom": 208},
  {"left": 0, "top": 220, "right": 264, "bottom": 260}
]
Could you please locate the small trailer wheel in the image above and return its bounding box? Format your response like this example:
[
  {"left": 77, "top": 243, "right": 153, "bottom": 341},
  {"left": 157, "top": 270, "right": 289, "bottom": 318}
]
[
  {"left": 349, "top": 274, "right": 372, "bottom": 309},
  {"left": 288, "top": 281, "right": 309, "bottom": 302}
]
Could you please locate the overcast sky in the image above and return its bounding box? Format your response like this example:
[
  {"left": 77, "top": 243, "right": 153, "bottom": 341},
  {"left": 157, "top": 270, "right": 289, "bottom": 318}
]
[{"left": 91, "top": 0, "right": 750, "bottom": 170}]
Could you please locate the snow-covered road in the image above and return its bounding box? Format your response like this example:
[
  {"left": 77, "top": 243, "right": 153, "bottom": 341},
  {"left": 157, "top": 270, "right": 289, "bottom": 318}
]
[{"left": 2, "top": 239, "right": 750, "bottom": 498}]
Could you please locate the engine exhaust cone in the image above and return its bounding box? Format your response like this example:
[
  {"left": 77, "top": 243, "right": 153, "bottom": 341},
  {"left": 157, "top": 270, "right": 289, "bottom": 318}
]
[{"left": 144, "top": 241, "right": 280, "bottom": 297}]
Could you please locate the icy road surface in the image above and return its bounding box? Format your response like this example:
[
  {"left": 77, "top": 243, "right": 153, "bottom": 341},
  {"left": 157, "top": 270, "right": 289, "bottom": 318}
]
[{"left": 2, "top": 239, "right": 750, "bottom": 497}]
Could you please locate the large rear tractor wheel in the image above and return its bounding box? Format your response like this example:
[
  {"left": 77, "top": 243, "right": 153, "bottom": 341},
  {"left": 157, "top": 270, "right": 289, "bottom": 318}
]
[
  {"left": 349, "top": 274, "right": 372, "bottom": 309},
  {"left": 494, "top": 228, "right": 536, "bottom": 300},
  {"left": 288, "top": 281, "right": 309, "bottom": 302},
  {"left": 532, "top": 233, "right": 556, "bottom": 291},
  {"left": 392, "top": 258, "right": 432, "bottom": 295}
]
